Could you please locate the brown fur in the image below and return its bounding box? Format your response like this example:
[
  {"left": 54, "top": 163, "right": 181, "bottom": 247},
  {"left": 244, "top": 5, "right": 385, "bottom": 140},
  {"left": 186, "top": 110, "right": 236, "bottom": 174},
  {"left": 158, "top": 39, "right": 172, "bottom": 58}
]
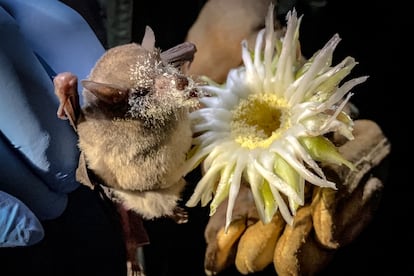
[{"left": 72, "top": 28, "right": 197, "bottom": 220}]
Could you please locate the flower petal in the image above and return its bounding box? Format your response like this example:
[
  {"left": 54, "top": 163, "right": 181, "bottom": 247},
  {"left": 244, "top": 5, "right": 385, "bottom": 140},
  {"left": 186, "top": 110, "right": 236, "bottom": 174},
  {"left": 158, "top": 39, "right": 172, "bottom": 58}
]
[{"left": 225, "top": 156, "right": 247, "bottom": 231}]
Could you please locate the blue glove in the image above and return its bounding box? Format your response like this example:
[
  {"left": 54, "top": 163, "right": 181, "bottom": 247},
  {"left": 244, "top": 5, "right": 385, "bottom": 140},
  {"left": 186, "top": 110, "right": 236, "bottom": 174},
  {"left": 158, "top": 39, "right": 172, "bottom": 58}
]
[
  {"left": 0, "top": 191, "right": 44, "bottom": 247},
  {"left": 0, "top": 0, "right": 105, "bottom": 97},
  {"left": 0, "top": 0, "right": 105, "bottom": 246},
  {"left": 0, "top": 0, "right": 105, "bottom": 195},
  {"left": 0, "top": 132, "right": 68, "bottom": 220}
]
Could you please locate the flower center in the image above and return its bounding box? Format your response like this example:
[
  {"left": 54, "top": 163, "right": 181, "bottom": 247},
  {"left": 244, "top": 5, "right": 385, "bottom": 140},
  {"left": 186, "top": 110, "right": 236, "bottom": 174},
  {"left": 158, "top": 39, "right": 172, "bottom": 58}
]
[{"left": 231, "top": 93, "right": 291, "bottom": 149}]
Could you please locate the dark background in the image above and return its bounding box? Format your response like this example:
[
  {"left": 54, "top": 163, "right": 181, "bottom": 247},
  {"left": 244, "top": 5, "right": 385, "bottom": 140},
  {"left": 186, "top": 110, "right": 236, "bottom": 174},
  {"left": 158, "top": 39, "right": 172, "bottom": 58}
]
[{"left": 1, "top": 0, "right": 410, "bottom": 275}]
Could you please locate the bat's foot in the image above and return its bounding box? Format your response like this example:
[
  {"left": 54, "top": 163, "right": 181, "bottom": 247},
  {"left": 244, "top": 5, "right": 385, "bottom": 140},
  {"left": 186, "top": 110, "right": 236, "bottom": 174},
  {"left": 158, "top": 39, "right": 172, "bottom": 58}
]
[
  {"left": 170, "top": 206, "right": 188, "bottom": 224},
  {"left": 127, "top": 259, "right": 145, "bottom": 276}
]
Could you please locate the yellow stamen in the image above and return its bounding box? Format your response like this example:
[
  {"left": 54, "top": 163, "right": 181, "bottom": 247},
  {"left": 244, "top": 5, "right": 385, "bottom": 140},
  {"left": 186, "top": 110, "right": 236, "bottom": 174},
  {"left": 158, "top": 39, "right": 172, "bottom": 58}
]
[{"left": 231, "top": 93, "right": 291, "bottom": 149}]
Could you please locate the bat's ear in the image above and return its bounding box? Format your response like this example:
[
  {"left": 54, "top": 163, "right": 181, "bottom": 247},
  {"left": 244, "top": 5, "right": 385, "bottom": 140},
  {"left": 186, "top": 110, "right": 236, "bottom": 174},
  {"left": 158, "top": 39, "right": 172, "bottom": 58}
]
[
  {"left": 141, "top": 26, "right": 155, "bottom": 51},
  {"left": 81, "top": 80, "right": 129, "bottom": 104},
  {"left": 160, "top": 42, "right": 197, "bottom": 68}
]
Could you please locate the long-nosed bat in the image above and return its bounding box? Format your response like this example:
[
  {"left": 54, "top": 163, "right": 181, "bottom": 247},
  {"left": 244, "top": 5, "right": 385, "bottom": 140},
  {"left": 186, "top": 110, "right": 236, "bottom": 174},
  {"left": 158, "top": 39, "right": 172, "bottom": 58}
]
[{"left": 53, "top": 26, "right": 199, "bottom": 274}]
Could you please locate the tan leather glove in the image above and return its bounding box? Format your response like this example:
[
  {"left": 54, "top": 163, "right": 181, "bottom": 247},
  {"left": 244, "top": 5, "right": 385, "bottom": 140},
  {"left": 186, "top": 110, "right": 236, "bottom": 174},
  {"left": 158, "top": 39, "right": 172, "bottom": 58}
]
[
  {"left": 203, "top": 119, "right": 390, "bottom": 275},
  {"left": 185, "top": 1, "right": 391, "bottom": 274},
  {"left": 184, "top": 0, "right": 277, "bottom": 84}
]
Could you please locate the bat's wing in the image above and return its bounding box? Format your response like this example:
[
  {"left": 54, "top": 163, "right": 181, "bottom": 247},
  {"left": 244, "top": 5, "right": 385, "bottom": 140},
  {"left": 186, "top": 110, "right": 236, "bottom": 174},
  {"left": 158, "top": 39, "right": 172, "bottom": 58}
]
[{"left": 75, "top": 152, "right": 95, "bottom": 190}]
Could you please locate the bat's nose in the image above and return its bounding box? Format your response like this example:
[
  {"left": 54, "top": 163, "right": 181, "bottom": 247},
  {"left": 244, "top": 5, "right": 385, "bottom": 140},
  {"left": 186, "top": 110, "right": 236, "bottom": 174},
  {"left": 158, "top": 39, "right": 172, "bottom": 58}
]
[
  {"left": 154, "top": 74, "right": 189, "bottom": 92},
  {"left": 154, "top": 75, "right": 171, "bottom": 92}
]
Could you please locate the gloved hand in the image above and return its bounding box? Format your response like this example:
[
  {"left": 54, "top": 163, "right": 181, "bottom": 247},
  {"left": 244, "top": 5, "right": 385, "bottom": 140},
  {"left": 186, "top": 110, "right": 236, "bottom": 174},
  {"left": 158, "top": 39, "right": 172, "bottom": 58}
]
[
  {"left": 184, "top": 1, "right": 391, "bottom": 275},
  {"left": 0, "top": 191, "right": 44, "bottom": 247},
  {"left": 203, "top": 119, "right": 390, "bottom": 275},
  {"left": 0, "top": 0, "right": 105, "bottom": 246}
]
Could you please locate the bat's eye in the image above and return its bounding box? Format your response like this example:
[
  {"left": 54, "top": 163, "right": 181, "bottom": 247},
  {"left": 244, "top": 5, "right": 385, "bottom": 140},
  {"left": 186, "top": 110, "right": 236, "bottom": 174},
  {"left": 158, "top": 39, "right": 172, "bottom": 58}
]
[
  {"left": 132, "top": 87, "right": 150, "bottom": 97},
  {"left": 176, "top": 75, "right": 189, "bottom": 90}
]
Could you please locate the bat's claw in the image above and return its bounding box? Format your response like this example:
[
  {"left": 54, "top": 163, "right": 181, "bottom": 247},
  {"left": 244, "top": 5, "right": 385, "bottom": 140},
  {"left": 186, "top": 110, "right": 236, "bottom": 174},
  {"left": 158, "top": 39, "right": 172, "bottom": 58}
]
[
  {"left": 170, "top": 206, "right": 188, "bottom": 224},
  {"left": 127, "top": 260, "right": 146, "bottom": 276}
]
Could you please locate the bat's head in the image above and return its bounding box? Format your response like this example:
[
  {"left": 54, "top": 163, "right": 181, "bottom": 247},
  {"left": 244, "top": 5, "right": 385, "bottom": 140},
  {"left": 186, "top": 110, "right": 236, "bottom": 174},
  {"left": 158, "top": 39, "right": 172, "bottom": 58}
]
[{"left": 81, "top": 26, "right": 200, "bottom": 127}]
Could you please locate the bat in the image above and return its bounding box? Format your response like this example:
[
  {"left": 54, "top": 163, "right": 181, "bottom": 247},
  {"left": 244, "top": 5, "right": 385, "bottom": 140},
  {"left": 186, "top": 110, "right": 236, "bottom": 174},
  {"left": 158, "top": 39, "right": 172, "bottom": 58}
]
[{"left": 54, "top": 26, "right": 199, "bottom": 274}]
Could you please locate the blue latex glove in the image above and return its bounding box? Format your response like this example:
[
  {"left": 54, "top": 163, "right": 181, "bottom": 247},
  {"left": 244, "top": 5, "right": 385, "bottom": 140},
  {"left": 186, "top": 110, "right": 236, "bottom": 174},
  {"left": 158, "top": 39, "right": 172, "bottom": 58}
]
[
  {"left": 0, "top": 0, "right": 105, "bottom": 246},
  {"left": 0, "top": 0, "right": 105, "bottom": 194},
  {"left": 0, "top": 191, "right": 44, "bottom": 247},
  {"left": 0, "top": 132, "right": 68, "bottom": 220}
]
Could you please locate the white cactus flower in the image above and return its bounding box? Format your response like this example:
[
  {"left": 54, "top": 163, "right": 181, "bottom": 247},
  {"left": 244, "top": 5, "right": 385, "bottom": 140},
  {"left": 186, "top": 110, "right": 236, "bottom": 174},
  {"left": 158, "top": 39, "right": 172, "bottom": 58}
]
[{"left": 184, "top": 5, "right": 366, "bottom": 231}]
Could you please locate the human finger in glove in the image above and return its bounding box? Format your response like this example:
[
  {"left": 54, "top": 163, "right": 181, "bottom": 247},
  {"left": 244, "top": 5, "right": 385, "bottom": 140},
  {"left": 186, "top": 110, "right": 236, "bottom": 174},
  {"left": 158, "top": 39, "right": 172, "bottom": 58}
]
[
  {"left": 0, "top": 0, "right": 105, "bottom": 246},
  {"left": 203, "top": 119, "right": 390, "bottom": 275}
]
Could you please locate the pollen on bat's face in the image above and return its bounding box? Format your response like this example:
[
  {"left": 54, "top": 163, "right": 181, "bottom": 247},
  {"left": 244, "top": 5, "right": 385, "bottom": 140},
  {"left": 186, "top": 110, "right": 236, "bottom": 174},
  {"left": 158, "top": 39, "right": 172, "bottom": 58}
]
[
  {"left": 129, "top": 50, "right": 159, "bottom": 89},
  {"left": 127, "top": 49, "right": 199, "bottom": 123}
]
